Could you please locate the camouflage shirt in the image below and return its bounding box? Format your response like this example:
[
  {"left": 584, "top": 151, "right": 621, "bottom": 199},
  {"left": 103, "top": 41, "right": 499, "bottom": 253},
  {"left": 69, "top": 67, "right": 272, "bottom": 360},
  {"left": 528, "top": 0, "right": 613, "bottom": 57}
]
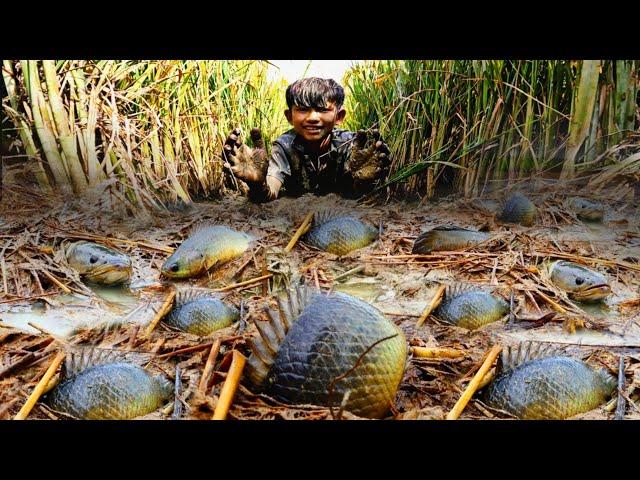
[{"left": 247, "top": 128, "right": 381, "bottom": 202}]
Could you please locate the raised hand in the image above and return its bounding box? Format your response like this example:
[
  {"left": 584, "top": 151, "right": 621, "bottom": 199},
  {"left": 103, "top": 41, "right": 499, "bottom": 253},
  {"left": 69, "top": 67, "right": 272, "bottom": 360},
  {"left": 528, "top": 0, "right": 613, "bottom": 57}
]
[
  {"left": 346, "top": 129, "right": 391, "bottom": 182},
  {"left": 222, "top": 127, "right": 268, "bottom": 184}
]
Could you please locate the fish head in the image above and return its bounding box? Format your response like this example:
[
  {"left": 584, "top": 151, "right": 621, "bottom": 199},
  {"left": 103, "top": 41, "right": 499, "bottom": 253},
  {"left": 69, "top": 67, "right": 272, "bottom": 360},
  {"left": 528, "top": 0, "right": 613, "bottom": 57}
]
[
  {"left": 550, "top": 261, "right": 611, "bottom": 302},
  {"left": 65, "top": 241, "right": 132, "bottom": 285},
  {"left": 568, "top": 197, "right": 604, "bottom": 221},
  {"left": 161, "top": 247, "right": 207, "bottom": 279}
]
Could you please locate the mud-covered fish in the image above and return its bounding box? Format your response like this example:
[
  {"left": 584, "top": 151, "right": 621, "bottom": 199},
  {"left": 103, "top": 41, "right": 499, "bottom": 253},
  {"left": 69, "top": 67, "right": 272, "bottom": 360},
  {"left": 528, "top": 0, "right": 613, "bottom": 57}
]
[
  {"left": 566, "top": 197, "right": 604, "bottom": 222},
  {"left": 548, "top": 260, "right": 611, "bottom": 302},
  {"left": 412, "top": 226, "right": 491, "bottom": 254},
  {"left": 163, "top": 289, "right": 239, "bottom": 335},
  {"left": 46, "top": 349, "right": 172, "bottom": 420},
  {"left": 434, "top": 285, "right": 509, "bottom": 330},
  {"left": 246, "top": 285, "right": 407, "bottom": 419},
  {"left": 498, "top": 192, "right": 536, "bottom": 226},
  {"left": 483, "top": 343, "right": 616, "bottom": 419},
  {"left": 65, "top": 241, "right": 132, "bottom": 286},
  {"left": 161, "top": 225, "right": 252, "bottom": 279},
  {"left": 304, "top": 212, "right": 378, "bottom": 256}
]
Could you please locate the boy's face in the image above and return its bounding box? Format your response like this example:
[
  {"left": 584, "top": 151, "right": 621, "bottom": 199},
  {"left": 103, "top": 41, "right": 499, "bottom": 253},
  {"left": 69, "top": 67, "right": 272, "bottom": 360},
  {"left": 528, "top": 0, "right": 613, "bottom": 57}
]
[{"left": 285, "top": 101, "right": 346, "bottom": 143}]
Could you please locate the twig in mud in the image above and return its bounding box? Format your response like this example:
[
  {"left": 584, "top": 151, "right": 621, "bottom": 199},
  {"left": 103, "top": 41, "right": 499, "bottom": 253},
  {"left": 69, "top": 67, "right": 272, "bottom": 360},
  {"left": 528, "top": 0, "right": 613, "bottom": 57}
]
[
  {"left": 285, "top": 212, "right": 314, "bottom": 253},
  {"left": 51, "top": 228, "right": 174, "bottom": 254},
  {"left": 507, "top": 291, "right": 515, "bottom": 324},
  {"left": 0, "top": 351, "right": 47, "bottom": 379},
  {"left": 172, "top": 365, "right": 182, "bottom": 420},
  {"left": 198, "top": 338, "right": 221, "bottom": 394},
  {"left": 14, "top": 350, "right": 66, "bottom": 420},
  {"left": 411, "top": 346, "right": 465, "bottom": 359},
  {"left": 213, "top": 274, "right": 273, "bottom": 292},
  {"left": 416, "top": 284, "right": 446, "bottom": 327},
  {"left": 212, "top": 350, "right": 246, "bottom": 420},
  {"left": 446, "top": 344, "right": 502, "bottom": 420},
  {"left": 535, "top": 290, "right": 568, "bottom": 314},
  {"left": 17, "top": 251, "right": 72, "bottom": 295},
  {"left": 615, "top": 355, "right": 626, "bottom": 420},
  {"left": 327, "top": 333, "right": 398, "bottom": 419},
  {"left": 336, "top": 390, "right": 352, "bottom": 421},
  {"left": 332, "top": 265, "right": 365, "bottom": 282},
  {"left": 534, "top": 249, "right": 640, "bottom": 273},
  {"left": 143, "top": 289, "right": 176, "bottom": 338}
]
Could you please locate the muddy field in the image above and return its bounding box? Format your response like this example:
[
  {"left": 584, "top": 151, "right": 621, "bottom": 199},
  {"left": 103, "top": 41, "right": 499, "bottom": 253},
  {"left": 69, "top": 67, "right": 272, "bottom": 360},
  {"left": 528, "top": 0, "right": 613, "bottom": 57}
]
[{"left": 1, "top": 176, "right": 639, "bottom": 420}]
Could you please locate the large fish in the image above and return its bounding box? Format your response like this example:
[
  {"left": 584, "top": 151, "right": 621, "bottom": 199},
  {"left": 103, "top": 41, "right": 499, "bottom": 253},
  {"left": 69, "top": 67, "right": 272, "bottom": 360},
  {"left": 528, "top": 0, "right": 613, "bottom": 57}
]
[
  {"left": 245, "top": 285, "right": 407, "bottom": 419},
  {"left": 161, "top": 225, "right": 252, "bottom": 279},
  {"left": 412, "top": 226, "right": 491, "bottom": 254},
  {"left": 566, "top": 197, "right": 605, "bottom": 222},
  {"left": 163, "top": 289, "right": 239, "bottom": 335},
  {"left": 304, "top": 211, "right": 379, "bottom": 256},
  {"left": 547, "top": 260, "right": 611, "bottom": 302},
  {"left": 434, "top": 285, "right": 509, "bottom": 330},
  {"left": 46, "top": 348, "right": 172, "bottom": 420},
  {"left": 498, "top": 192, "right": 536, "bottom": 226},
  {"left": 483, "top": 343, "right": 616, "bottom": 419},
  {"left": 65, "top": 241, "right": 132, "bottom": 286}
]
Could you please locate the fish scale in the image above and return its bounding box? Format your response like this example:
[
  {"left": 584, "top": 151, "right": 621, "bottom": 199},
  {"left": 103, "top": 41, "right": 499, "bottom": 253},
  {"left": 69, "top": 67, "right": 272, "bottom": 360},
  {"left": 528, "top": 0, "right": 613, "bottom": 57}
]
[
  {"left": 305, "top": 216, "right": 378, "bottom": 256},
  {"left": 163, "top": 294, "right": 239, "bottom": 335},
  {"left": 412, "top": 226, "right": 490, "bottom": 254},
  {"left": 47, "top": 362, "right": 173, "bottom": 420},
  {"left": 435, "top": 288, "right": 509, "bottom": 330},
  {"left": 498, "top": 192, "right": 536, "bottom": 226},
  {"left": 249, "top": 288, "right": 407, "bottom": 419},
  {"left": 483, "top": 356, "right": 616, "bottom": 420}
]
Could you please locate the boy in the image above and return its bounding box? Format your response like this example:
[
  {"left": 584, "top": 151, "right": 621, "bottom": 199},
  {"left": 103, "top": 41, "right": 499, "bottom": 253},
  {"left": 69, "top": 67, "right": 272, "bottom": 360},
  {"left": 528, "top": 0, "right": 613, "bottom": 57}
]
[{"left": 222, "top": 77, "right": 391, "bottom": 202}]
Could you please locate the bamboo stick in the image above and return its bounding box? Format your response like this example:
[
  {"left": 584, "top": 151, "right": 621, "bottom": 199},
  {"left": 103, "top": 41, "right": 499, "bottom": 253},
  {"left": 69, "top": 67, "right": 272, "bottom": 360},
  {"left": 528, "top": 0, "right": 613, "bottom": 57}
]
[
  {"left": 198, "top": 338, "right": 222, "bottom": 394},
  {"left": 285, "top": 212, "right": 314, "bottom": 252},
  {"left": 535, "top": 290, "right": 567, "bottom": 314},
  {"left": 212, "top": 350, "right": 246, "bottom": 420},
  {"left": 143, "top": 289, "right": 176, "bottom": 337},
  {"left": 416, "top": 284, "right": 446, "bottom": 327},
  {"left": 333, "top": 265, "right": 365, "bottom": 282},
  {"left": 446, "top": 344, "right": 502, "bottom": 420},
  {"left": 14, "top": 351, "right": 66, "bottom": 420},
  {"left": 213, "top": 274, "right": 272, "bottom": 292},
  {"left": 411, "top": 346, "right": 465, "bottom": 359}
]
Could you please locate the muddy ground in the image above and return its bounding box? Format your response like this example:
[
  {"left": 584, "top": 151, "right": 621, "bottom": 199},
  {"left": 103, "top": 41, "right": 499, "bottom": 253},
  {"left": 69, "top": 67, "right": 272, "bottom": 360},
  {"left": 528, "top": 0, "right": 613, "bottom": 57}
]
[{"left": 1, "top": 175, "right": 639, "bottom": 420}]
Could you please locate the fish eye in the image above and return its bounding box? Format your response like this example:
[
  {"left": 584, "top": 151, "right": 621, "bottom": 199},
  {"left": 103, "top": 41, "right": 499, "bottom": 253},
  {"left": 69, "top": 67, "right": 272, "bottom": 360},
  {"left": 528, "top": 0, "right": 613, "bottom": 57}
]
[
  {"left": 89, "top": 255, "right": 98, "bottom": 264},
  {"left": 170, "top": 264, "right": 179, "bottom": 272},
  {"left": 575, "top": 277, "right": 584, "bottom": 286}
]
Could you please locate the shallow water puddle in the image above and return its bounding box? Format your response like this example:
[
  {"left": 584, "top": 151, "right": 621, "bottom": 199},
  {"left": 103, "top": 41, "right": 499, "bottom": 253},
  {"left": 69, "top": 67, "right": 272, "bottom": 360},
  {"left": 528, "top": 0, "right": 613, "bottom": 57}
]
[
  {"left": 0, "top": 282, "right": 158, "bottom": 338},
  {"left": 499, "top": 326, "right": 640, "bottom": 347}
]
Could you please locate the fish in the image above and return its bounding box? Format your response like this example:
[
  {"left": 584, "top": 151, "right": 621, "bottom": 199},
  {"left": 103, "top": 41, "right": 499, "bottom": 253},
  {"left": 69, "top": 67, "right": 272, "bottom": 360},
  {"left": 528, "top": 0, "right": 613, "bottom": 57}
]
[
  {"left": 65, "top": 241, "right": 132, "bottom": 286},
  {"left": 548, "top": 260, "right": 611, "bottom": 302},
  {"left": 434, "top": 285, "right": 509, "bottom": 330},
  {"left": 161, "top": 225, "right": 252, "bottom": 279},
  {"left": 163, "top": 289, "right": 239, "bottom": 335},
  {"left": 46, "top": 348, "right": 172, "bottom": 420},
  {"left": 566, "top": 197, "right": 604, "bottom": 222},
  {"left": 245, "top": 285, "right": 407, "bottom": 419},
  {"left": 412, "top": 226, "right": 491, "bottom": 254},
  {"left": 498, "top": 192, "right": 536, "bottom": 226},
  {"left": 483, "top": 342, "right": 616, "bottom": 419},
  {"left": 304, "top": 211, "right": 379, "bottom": 256}
]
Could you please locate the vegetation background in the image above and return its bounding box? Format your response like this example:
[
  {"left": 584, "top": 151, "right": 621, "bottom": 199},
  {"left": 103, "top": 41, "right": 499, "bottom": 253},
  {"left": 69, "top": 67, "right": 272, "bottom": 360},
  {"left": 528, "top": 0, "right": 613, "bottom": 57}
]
[{"left": 1, "top": 60, "right": 638, "bottom": 208}]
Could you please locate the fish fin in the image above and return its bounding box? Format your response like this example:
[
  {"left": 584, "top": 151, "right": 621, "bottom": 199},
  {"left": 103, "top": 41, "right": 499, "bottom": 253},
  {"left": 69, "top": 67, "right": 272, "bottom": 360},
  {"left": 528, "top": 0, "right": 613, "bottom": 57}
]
[
  {"left": 245, "top": 283, "right": 315, "bottom": 388},
  {"left": 431, "top": 225, "right": 473, "bottom": 232},
  {"left": 497, "top": 342, "right": 564, "bottom": 374},
  {"left": 62, "top": 345, "right": 155, "bottom": 378},
  {"left": 312, "top": 209, "right": 350, "bottom": 226},
  {"left": 174, "top": 288, "right": 219, "bottom": 306},
  {"left": 444, "top": 282, "right": 489, "bottom": 298}
]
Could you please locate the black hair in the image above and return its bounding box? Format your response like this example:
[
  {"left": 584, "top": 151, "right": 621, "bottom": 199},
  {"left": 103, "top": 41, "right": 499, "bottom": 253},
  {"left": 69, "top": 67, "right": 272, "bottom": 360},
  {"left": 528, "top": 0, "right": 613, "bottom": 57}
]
[{"left": 285, "top": 77, "right": 345, "bottom": 110}]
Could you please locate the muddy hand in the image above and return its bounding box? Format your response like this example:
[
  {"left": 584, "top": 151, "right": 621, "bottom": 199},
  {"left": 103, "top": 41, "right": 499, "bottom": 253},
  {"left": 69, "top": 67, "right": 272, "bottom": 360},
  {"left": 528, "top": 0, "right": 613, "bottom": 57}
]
[
  {"left": 222, "top": 127, "right": 268, "bottom": 183},
  {"left": 347, "top": 129, "right": 391, "bottom": 181}
]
